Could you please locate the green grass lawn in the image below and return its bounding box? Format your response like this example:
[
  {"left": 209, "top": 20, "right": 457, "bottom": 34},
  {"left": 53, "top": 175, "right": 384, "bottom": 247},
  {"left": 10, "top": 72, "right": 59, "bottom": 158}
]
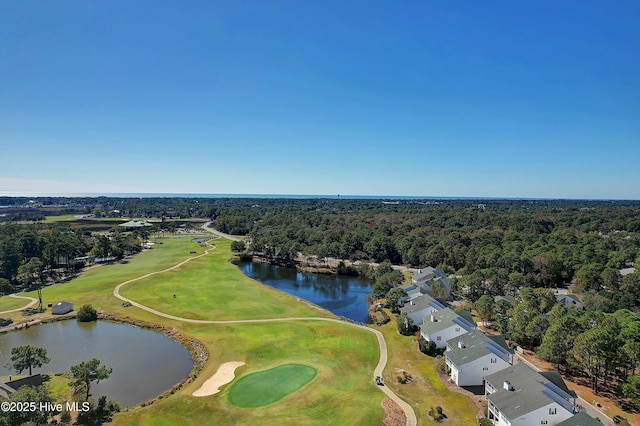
[
  {"left": 0, "top": 237, "right": 206, "bottom": 325},
  {"left": 379, "top": 313, "right": 481, "bottom": 425},
  {"left": 228, "top": 364, "right": 317, "bottom": 408},
  {"left": 0, "top": 296, "right": 30, "bottom": 312},
  {"left": 119, "top": 239, "right": 328, "bottom": 320},
  {"left": 0, "top": 236, "right": 387, "bottom": 425},
  {"left": 44, "top": 214, "right": 78, "bottom": 222},
  {"left": 115, "top": 320, "right": 383, "bottom": 425}
]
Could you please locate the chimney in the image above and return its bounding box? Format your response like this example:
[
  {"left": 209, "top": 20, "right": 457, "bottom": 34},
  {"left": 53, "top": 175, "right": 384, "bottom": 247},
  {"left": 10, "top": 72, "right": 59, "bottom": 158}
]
[
  {"left": 410, "top": 300, "right": 414, "bottom": 306},
  {"left": 431, "top": 314, "right": 436, "bottom": 322},
  {"left": 503, "top": 381, "right": 514, "bottom": 391},
  {"left": 458, "top": 341, "right": 465, "bottom": 349}
]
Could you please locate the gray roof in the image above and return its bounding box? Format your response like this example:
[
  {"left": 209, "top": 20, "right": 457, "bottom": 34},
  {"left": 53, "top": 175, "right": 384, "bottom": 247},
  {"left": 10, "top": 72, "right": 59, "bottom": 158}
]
[
  {"left": 486, "top": 363, "right": 576, "bottom": 420},
  {"left": 620, "top": 267, "right": 636, "bottom": 276},
  {"left": 446, "top": 330, "right": 513, "bottom": 367},
  {"left": 119, "top": 219, "right": 152, "bottom": 228},
  {"left": 420, "top": 308, "right": 474, "bottom": 335},
  {"left": 556, "top": 294, "right": 581, "bottom": 304},
  {"left": 52, "top": 301, "right": 73, "bottom": 315},
  {"left": 494, "top": 295, "right": 514, "bottom": 304},
  {"left": 400, "top": 294, "right": 436, "bottom": 315},
  {"left": 413, "top": 267, "right": 442, "bottom": 282},
  {"left": 555, "top": 412, "right": 602, "bottom": 426}
]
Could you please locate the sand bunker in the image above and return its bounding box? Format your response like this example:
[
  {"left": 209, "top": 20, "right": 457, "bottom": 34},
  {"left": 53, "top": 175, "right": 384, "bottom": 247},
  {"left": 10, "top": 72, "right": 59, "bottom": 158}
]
[{"left": 192, "top": 361, "right": 245, "bottom": 397}]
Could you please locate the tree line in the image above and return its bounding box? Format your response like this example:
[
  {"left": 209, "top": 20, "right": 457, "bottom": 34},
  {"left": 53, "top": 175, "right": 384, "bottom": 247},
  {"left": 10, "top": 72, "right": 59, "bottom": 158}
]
[
  {"left": 469, "top": 289, "right": 640, "bottom": 407},
  {"left": 0, "top": 222, "right": 146, "bottom": 295}
]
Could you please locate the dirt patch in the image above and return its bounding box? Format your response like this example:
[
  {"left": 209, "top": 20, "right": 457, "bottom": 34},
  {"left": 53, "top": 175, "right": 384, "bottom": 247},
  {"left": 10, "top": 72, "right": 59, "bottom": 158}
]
[{"left": 381, "top": 397, "right": 406, "bottom": 426}]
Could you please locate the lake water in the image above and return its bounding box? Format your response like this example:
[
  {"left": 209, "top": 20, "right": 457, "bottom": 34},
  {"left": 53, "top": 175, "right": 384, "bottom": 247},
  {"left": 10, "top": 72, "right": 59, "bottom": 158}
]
[
  {"left": 235, "top": 261, "right": 372, "bottom": 322},
  {"left": 0, "top": 320, "right": 193, "bottom": 407}
]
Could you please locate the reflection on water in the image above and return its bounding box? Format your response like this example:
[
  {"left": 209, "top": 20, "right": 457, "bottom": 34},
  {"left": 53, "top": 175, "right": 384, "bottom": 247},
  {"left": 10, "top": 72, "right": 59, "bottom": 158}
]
[
  {"left": 0, "top": 320, "right": 193, "bottom": 407},
  {"left": 236, "top": 261, "right": 372, "bottom": 322}
]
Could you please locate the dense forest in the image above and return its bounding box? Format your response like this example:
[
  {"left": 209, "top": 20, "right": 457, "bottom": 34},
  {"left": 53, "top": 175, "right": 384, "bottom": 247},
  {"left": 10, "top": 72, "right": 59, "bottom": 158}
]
[
  {"left": 0, "top": 197, "right": 640, "bottom": 309},
  {"left": 214, "top": 198, "right": 640, "bottom": 308},
  {"left": 2, "top": 196, "right": 640, "bottom": 405},
  {"left": 2, "top": 197, "right": 639, "bottom": 308}
]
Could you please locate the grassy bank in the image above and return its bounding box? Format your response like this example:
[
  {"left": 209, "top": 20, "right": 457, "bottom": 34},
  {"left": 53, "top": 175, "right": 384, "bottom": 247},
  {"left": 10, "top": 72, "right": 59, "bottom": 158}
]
[
  {"left": 379, "top": 317, "right": 480, "bottom": 425},
  {"left": 1, "top": 236, "right": 386, "bottom": 425}
]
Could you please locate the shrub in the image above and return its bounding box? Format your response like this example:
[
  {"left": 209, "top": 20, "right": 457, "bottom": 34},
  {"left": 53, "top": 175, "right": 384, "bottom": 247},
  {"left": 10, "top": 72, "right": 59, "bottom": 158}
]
[
  {"left": 418, "top": 337, "right": 445, "bottom": 357},
  {"left": 428, "top": 406, "right": 447, "bottom": 421},
  {"left": 396, "top": 370, "right": 412, "bottom": 384},
  {"left": 478, "top": 418, "right": 493, "bottom": 426},
  {"left": 0, "top": 317, "right": 13, "bottom": 327},
  {"left": 77, "top": 304, "right": 98, "bottom": 322}
]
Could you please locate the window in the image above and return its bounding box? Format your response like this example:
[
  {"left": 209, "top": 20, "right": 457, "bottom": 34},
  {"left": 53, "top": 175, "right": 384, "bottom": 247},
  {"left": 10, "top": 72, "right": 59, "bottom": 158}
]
[
  {"left": 490, "top": 358, "right": 497, "bottom": 364},
  {"left": 541, "top": 421, "right": 548, "bottom": 425},
  {"left": 549, "top": 408, "right": 556, "bottom": 415},
  {"left": 437, "top": 336, "right": 441, "bottom": 341},
  {"left": 483, "top": 367, "right": 488, "bottom": 371},
  {"left": 455, "top": 327, "right": 460, "bottom": 332}
]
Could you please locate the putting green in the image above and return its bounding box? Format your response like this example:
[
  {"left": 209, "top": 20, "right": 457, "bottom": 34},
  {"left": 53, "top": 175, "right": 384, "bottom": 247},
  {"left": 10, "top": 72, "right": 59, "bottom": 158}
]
[{"left": 228, "top": 364, "right": 317, "bottom": 408}]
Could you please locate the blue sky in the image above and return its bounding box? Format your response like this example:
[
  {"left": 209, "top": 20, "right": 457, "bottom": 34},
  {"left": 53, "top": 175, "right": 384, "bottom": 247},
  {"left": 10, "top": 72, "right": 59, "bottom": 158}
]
[{"left": 1, "top": 1, "right": 638, "bottom": 199}]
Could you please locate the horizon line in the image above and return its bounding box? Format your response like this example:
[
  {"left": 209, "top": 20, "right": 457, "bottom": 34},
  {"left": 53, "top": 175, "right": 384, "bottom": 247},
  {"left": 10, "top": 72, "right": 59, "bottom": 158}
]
[{"left": 0, "top": 192, "right": 639, "bottom": 202}]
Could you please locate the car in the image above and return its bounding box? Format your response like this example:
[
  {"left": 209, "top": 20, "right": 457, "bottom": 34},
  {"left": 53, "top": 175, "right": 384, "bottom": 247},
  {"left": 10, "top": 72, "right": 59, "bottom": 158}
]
[
  {"left": 613, "top": 415, "right": 624, "bottom": 424},
  {"left": 375, "top": 376, "right": 384, "bottom": 386}
]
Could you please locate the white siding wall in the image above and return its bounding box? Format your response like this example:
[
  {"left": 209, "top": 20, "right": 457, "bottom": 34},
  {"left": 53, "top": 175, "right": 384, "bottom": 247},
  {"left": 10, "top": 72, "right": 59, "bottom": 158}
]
[
  {"left": 407, "top": 306, "right": 438, "bottom": 326},
  {"left": 449, "top": 354, "right": 511, "bottom": 386},
  {"left": 508, "top": 402, "right": 572, "bottom": 426},
  {"left": 422, "top": 325, "right": 468, "bottom": 349}
]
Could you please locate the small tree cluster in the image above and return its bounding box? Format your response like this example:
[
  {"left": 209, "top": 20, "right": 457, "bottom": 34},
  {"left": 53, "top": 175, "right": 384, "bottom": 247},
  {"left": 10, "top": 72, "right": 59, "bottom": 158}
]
[{"left": 77, "top": 304, "right": 98, "bottom": 322}]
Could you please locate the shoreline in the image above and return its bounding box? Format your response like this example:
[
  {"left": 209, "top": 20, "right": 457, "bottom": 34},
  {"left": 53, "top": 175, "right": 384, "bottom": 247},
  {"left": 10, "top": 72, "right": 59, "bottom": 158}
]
[{"left": 0, "top": 312, "right": 209, "bottom": 409}]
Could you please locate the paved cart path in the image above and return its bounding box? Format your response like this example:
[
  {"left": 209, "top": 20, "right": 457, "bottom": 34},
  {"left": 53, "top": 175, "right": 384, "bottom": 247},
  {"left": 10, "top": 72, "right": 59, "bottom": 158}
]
[
  {"left": 0, "top": 294, "right": 38, "bottom": 314},
  {"left": 112, "top": 230, "right": 417, "bottom": 426}
]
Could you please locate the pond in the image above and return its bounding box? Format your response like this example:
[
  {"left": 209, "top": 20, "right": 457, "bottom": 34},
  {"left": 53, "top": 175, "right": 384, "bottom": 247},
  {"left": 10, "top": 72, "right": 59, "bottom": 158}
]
[
  {"left": 235, "top": 261, "right": 372, "bottom": 322},
  {"left": 0, "top": 320, "right": 193, "bottom": 407}
]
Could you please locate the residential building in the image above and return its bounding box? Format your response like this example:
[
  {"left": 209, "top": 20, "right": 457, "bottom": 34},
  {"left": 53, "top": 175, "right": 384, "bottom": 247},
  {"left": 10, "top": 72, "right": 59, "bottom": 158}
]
[
  {"left": 399, "top": 283, "right": 429, "bottom": 303},
  {"left": 555, "top": 294, "right": 584, "bottom": 311},
  {"left": 620, "top": 267, "right": 636, "bottom": 277},
  {"left": 400, "top": 294, "right": 445, "bottom": 327},
  {"left": 411, "top": 267, "right": 453, "bottom": 298},
  {"left": 0, "top": 375, "right": 43, "bottom": 398},
  {"left": 494, "top": 295, "right": 514, "bottom": 304},
  {"left": 555, "top": 412, "right": 602, "bottom": 426},
  {"left": 419, "top": 307, "right": 475, "bottom": 349},
  {"left": 445, "top": 330, "right": 514, "bottom": 386},
  {"left": 52, "top": 301, "right": 73, "bottom": 315},
  {"left": 485, "top": 363, "right": 576, "bottom": 426}
]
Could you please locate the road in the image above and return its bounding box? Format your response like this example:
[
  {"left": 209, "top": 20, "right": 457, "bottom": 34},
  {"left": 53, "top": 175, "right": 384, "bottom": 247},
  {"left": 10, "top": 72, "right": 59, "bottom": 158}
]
[{"left": 202, "top": 222, "right": 242, "bottom": 241}]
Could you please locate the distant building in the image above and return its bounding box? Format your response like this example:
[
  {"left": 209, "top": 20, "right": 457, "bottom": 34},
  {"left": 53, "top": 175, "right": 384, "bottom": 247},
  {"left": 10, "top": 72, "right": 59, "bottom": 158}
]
[
  {"left": 399, "top": 283, "right": 429, "bottom": 303},
  {"left": 445, "top": 329, "right": 514, "bottom": 386},
  {"left": 494, "top": 295, "right": 515, "bottom": 304},
  {"left": 555, "top": 294, "right": 584, "bottom": 311},
  {"left": 485, "top": 363, "right": 576, "bottom": 426},
  {"left": 411, "top": 267, "right": 452, "bottom": 298},
  {"left": 118, "top": 219, "right": 152, "bottom": 230},
  {"left": 620, "top": 267, "right": 636, "bottom": 276},
  {"left": 52, "top": 301, "right": 73, "bottom": 315}
]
